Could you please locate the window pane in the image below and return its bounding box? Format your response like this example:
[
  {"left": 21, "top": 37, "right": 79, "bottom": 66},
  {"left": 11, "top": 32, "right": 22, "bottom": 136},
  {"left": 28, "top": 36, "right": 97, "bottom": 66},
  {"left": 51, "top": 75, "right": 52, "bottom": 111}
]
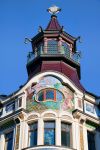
[
  {"left": 61, "top": 123, "right": 71, "bottom": 147},
  {"left": 38, "top": 91, "right": 44, "bottom": 101},
  {"left": 46, "top": 90, "right": 54, "bottom": 100},
  {"left": 87, "top": 131, "right": 96, "bottom": 150},
  {"left": 5, "top": 131, "right": 13, "bottom": 150},
  {"left": 29, "top": 123, "right": 37, "bottom": 130},
  {"left": 19, "top": 97, "right": 22, "bottom": 107},
  {"left": 6, "top": 102, "right": 15, "bottom": 113},
  {"left": 28, "top": 122, "right": 37, "bottom": 147},
  {"left": 47, "top": 40, "right": 58, "bottom": 54},
  {"left": 44, "top": 121, "right": 55, "bottom": 145},
  {"left": 56, "top": 91, "right": 63, "bottom": 101},
  {"left": 29, "top": 130, "right": 37, "bottom": 147}
]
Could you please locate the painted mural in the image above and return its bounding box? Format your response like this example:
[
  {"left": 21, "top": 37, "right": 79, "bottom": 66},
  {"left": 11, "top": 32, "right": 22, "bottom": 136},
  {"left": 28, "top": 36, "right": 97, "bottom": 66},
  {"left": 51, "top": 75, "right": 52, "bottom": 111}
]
[{"left": 26, "top": 76, "right": 74, "bottom": 113}]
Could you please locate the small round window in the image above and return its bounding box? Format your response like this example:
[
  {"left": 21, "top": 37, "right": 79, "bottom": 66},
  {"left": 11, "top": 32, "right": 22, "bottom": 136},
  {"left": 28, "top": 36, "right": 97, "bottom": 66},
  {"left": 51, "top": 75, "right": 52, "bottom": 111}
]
[{"left": 37, "top": 88, "right": 64, "bottom": 102}]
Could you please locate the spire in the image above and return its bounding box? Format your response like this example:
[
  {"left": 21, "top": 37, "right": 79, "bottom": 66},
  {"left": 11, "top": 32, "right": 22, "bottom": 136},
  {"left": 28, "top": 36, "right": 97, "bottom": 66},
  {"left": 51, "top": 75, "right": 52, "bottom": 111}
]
[{"left": 46, "top": 5, "right": 62, "bottom": 31}]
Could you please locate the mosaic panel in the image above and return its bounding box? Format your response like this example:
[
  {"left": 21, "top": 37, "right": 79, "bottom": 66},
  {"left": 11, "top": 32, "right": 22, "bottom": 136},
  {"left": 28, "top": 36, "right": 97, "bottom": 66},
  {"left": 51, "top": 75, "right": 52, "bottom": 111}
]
[{"left": 26, "top": 76, "right": 74, "bottom": 113}]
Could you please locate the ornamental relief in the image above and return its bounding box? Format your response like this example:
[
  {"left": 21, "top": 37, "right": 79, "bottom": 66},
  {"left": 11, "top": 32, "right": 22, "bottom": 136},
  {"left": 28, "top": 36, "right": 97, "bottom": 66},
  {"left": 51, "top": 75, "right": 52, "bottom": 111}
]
[{"left": 26, "top": 76, "right": 74, "bottom": 113}]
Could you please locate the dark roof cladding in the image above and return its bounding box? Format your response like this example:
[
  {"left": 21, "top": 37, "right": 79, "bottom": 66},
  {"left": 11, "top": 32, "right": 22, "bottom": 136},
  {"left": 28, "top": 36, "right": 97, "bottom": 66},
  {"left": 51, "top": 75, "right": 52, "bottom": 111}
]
[{"left": 46, "top": 15, "right": 62, "bottom": 31}]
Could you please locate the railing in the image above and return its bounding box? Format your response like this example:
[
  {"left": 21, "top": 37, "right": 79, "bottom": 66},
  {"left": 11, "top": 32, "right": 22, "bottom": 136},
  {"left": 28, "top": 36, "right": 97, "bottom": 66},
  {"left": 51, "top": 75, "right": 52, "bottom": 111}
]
[{"left": 27, "top": 46, "right": 80, "bottom": 65}]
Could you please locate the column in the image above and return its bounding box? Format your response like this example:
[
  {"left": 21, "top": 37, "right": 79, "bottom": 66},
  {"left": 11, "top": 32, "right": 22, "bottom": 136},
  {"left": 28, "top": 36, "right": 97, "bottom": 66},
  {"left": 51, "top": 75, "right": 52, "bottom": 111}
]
[
  {"left": 0, "top": 133, "right": 5, "bottom": 150},
  {"left": 37, "top": 118, "right": 44, "bottom": 145},
  {"left": 70, "top": 44, "right": 73, "bottom": 58},
  {"left": 72, "top": 121, "right": 77, "bottom": 149},
  {"left": 58, "top": 37, "right": 62, "bottom": 53},
  {"left": 44, "top": 38, "right": 48, "bottom": 54},
  {"left": 56, "top": 118, "right": 61, "bottom": 146},
  {"left": 74, "top": 119, "right": 80, "bottom": 150},
  {"left": 83, "top": 122, "right": 88, "bottom": 150},
  {"left": 20, "top": 120, "right": 28, "bottom": 149}
]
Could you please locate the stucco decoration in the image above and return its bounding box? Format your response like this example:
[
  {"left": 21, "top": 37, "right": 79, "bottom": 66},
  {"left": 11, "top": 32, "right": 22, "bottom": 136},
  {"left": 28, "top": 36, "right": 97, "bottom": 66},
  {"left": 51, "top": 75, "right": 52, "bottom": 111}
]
[
  {"left": 15, "top": 125, "right": 20, "bottom": 150},
  {"left": 80, "top": 126, "right": 84, "bottom": 150},
  {"left": 26, "top": 76, "right": 74, "bottom": 112}
]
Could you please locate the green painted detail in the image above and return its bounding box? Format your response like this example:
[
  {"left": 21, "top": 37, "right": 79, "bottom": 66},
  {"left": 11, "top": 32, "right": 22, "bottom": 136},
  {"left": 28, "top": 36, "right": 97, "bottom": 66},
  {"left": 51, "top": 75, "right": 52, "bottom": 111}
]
[
  {"left": 85, "top": 123, "right": 96, "bottom": 130},
  {"left": 26, "top": 98, "right": 74, "bottom": 113},
  {"left": 26, "top": 76, "right": 75, "bottom": 113},
  {"left": 54, "top": 83, "right": 62, "bottom": 89}
]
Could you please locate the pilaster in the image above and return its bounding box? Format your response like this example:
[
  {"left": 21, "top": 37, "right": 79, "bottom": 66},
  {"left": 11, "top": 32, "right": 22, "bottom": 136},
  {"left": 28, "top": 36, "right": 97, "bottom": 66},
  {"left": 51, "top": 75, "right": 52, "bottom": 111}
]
[
  {"left": 56, "top": 118, "right": 61, "bottom": 146},
  {"left": 37, "top": 118, "right": 44, "bottom": 145}
]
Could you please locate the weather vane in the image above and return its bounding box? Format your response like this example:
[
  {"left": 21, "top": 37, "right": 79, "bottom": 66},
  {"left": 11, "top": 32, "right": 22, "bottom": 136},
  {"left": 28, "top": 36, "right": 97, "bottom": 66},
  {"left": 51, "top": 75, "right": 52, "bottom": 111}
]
[{"left": 47, "top": 5, "right": 61, "bottom": 15}]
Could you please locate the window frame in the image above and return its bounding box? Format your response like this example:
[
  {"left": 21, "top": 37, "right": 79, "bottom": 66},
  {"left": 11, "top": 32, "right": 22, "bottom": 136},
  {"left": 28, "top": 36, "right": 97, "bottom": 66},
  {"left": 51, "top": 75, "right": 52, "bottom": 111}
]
[
  {"left": 28, "top": 121, "right": 38, "bottom": 147},
  {"left": 37, "top": 88, "right": 64, "bottom": 102},
  {"left": 61, "top": 122, "right": 72, "bottom": 147},
  {"left": 4, "top": 130, "right": 14, "bottom": 150},
  {"left": 6, "top": 102, "right": 15, "bottom": 113},
  {"left": 87, "top": 130, "right": 96, "bottom": 150},
  {"left": 44, "top": 120, "right": 55, "bottom": 145}
]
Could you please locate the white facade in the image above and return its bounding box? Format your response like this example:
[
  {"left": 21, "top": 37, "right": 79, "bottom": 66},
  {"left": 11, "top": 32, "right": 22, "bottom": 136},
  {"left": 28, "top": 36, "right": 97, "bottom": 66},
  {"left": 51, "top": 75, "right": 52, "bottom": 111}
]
[{"left": 0, "top": 71, "right": 100, "bottom": 150}]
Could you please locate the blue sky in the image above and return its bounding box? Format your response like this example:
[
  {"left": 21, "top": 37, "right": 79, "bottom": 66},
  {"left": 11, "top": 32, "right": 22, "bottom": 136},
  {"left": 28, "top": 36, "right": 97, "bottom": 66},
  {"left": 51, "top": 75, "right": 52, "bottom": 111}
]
[{"left": 0, "top": 0, "right": 100, "bottom": 96}]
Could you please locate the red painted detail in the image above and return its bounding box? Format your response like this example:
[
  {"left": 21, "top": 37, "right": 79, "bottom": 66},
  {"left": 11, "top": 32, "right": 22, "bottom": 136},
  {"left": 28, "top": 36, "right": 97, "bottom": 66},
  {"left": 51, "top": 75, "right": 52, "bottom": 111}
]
[{"left": 46, "top": 15, "right": 62, "bottom": 31}]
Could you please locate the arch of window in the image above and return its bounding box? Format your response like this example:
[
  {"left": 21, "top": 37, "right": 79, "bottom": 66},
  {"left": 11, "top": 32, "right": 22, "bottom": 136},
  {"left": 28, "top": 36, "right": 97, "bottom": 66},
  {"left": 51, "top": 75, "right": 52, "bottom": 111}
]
[{"left": 37, "top": 88, "right": 64, "bottom": 102}]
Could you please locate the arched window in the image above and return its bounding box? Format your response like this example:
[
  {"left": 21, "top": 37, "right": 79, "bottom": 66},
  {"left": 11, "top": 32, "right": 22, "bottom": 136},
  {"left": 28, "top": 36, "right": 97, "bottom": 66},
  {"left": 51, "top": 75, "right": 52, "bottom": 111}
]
[
  {"left": 44, "top": 121, "right": 55, "bottom": 145},
  {"left": 28, "top": 122, "right": 38, "bottom": 147},
  {"left": 61, "top": 122, "right": 71, "bottom": 147},
  {"left": 37, "top": 88, "right": 64, "bottom": 102}
]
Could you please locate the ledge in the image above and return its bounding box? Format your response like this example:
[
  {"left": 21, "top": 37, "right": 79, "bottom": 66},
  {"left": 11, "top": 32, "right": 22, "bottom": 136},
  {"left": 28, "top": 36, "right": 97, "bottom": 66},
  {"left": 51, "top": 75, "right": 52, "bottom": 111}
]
[{"left": 22, "top": 145, "right": 76, "bottom": 150}]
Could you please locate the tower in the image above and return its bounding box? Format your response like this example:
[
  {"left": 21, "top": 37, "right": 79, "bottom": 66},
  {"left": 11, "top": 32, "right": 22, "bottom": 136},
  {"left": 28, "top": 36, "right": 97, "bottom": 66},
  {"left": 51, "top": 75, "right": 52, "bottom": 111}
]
[{"left": 0, "top": 6, "right": 100, "bottom": 150}]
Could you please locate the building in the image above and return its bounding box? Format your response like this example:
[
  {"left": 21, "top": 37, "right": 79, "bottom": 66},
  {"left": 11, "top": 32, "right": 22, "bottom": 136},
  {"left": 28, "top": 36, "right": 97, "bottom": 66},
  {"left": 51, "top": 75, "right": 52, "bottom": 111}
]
[{"left": 0, "top": 6, "right": 100, "bottom": 150}]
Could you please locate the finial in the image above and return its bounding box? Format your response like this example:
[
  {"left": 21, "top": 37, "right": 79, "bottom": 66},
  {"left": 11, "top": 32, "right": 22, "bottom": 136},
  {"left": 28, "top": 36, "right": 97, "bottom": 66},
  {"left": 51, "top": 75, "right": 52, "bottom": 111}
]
[{"left": 47, "top": 5, "right": 61, "bottom": 15}]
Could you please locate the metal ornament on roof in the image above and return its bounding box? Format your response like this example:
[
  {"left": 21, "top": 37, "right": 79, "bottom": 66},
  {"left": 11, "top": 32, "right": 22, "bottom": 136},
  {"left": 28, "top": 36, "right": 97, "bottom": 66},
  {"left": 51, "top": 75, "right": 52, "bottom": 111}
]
[{"left": 47, "top": 5, "right": 61, "bottom": 15}]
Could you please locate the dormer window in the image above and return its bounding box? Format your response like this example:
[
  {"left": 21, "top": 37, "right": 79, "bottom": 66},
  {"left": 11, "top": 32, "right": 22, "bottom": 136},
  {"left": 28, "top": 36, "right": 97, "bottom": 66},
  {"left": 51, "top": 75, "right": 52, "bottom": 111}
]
[{"left": 37, "top": 88, "right": 64, "bottom": 102}]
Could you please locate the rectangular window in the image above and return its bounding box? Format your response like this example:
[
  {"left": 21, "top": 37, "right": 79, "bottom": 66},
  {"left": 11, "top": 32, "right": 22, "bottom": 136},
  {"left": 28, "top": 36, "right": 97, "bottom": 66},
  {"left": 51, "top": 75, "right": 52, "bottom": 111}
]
[
  {"left": 61, "top": 122, "right": 71, "bottom": 147},
  {"left": 6, "top": 102, "right": 15, "bottom": 113},
  {"left": 18, "top": 97, "right": 22, "bottom": 107},
  {"left": 46, "top": 90, "right": 54, "bottom": 100},
  {"left": 44, "top": 121, "right": 55, "bottom": 145},
  {"left": 28, "top": 122, "right": 37, "bottom": 147},
  {"left": 86, "top": 103, "right": 94, "bottom": 114},
  {"left": 87, "top": 131, "right": 96, "bottom": 150},
  {"left": 5, "top": 131, "right": 13, "bottom": 150}
]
